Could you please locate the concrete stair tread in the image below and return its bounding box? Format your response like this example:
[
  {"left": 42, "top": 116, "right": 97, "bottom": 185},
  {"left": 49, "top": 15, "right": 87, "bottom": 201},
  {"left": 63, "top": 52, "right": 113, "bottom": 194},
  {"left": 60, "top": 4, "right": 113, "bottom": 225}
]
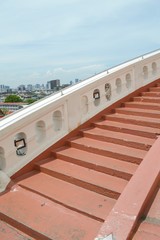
[
  {"left": 116, "top": 107, "right": 160, "bottom": 117},
  {"left": 149, "top": 86, "right": 160, "bottom": 91},
  {"left": 81, "top": 127, "right": 154, "bottom": 149},
  {"left": 106, "top": 112, "right": 160, "bottom": 123},
  {"left": 0, "top": 186, "right": 101, "bottom": 240},
  {"left": 133, "top": 96, "right": 160, "bottom": 103},
  {"left": 54, "top": 147, "right": 138, "bottom": 179},
  {"left": 141, "top": 92, "right": 160, "bottom": 97},
  {"left": 135, "top": 96, "right": 160, "bottom": 99},
  {"left": 124, "top": 101, "right": 160, "bottom": 110},
  {"left": 94, "top": 119, "right": 160, "bottom": 138},
  {"left": 35, "top": 158, "right": 128, "bottom": 199},
  {"left": 69, "top": 136, "right": 147, "bottom": 163},
  {"left": 0, "top": 220, "right": 36, "bottom": 240},
  {"left": 105, "top": 113, "right": 160, "bottom": 128},
  {"left": 18, "top": 171, "right": 116, "bottom": 222}
]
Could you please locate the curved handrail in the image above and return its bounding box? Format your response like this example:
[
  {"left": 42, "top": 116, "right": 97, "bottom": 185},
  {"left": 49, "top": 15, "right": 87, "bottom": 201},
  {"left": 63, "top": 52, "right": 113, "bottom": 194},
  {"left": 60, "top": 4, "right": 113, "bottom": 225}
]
[{"left": 1, "top": 49, "right": 160, "bottom": 126}]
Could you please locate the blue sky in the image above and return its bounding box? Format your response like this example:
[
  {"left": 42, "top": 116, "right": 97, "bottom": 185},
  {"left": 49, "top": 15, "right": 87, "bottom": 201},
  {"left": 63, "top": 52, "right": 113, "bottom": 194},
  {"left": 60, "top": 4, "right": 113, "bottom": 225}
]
[{"left": 0, "top": 0, "right": 160, "bottom": 87}]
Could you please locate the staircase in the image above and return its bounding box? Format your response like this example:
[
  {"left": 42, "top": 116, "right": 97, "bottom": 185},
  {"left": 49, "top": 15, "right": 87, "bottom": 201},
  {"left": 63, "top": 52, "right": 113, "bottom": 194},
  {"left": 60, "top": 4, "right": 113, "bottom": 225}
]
[{"left": 0, "top": 82, "right": 160, "bottom": 240}]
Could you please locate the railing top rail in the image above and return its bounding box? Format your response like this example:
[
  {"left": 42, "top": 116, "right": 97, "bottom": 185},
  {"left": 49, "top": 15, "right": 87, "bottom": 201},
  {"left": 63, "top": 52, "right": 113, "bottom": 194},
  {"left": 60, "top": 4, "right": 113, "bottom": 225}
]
[
  {"left": 1, "top": 48, "right": 160, "bottom": 129},
  {"left": 100, "top": 48, "right": 160, "bottom": 73}
]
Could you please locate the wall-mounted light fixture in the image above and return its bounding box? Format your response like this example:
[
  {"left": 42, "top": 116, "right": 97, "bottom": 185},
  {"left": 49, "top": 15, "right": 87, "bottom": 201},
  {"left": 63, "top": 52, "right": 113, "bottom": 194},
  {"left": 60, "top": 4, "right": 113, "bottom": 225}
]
[
  {"left": 14, "top": 138, "right": 26, "bottom": 156},
  {"left": 93, "top": 89, "right": 100, "bottom": 99}
]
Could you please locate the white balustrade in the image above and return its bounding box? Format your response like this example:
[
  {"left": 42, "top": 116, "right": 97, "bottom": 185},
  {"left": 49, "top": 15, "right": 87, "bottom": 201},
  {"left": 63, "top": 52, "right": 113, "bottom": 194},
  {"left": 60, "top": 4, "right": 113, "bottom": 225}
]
[{"left": 0, "top": 50, "right": 160, "bottom": 191}]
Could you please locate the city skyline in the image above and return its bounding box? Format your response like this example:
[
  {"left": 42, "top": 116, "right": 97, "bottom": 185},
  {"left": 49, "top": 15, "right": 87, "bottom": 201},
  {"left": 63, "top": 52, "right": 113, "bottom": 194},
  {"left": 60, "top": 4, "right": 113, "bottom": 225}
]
[
  {"left": 0, "top": 0, "right": 160, "bottom": 87},
  {"left": 0, "top": 78, "right": 72, "bottom": 91}
]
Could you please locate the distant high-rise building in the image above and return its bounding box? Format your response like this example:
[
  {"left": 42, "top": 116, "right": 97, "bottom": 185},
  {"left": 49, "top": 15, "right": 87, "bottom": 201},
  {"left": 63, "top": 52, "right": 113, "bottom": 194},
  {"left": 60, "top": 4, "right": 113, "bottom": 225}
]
[
  {"left": 35, "top": 84, "right": 41, "bottom": 90},
  {"left": 27, "top": 84, "right": 33, "bottom": 91},
  {"left": 18, "top": 85, "right": 25, "bottom": 91},
  {"left": 50, "top": 79, "right": 60, "bottom": 89},
  {"left": 47, "top": 79, "right": 60, "bottom": 90},
  {"left": 41, "top": 84, "right": 45, "bottom": 90},
  {"left": 46, "top": 81, "right": 51, "bottom": 90},
  {"left": 0, "top": 85, "right": 10, "bottom": 93}
]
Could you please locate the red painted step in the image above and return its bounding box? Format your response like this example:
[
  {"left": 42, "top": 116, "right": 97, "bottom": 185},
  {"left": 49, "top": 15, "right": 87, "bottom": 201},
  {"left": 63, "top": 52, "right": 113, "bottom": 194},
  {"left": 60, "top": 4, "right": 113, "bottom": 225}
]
[
  {"left": 35, "top": 158, "right": 128, "bottom": 199},
  {"left": 81, "top": 127, "right": 154, "bottom": 150},
  {"left": 115, "top": 107, "right": 160, "bottom": 118},
  {"left": 54, "top": 147, "right": 137, "bottom": 180},
  {"left": 0, "top": 220, "right": 36, "bottom": 240},
  {"left": 141, "top": 92, "right": 160, "bottom": 97},
  {"left": 18, "top": 171, "right": 116, "bottom": 222},
  {"left": 149, "top": 86, "right": 160, "bottom": 92},
  {"left": 124, "top": 101, "right": 160, "bottom": 111},
  {"left": 105, "top": 113, "right": 160, "bottom": 129},
  {"left": 133, "top": 96, "right": 160, "bottom": 103},
  {"left": 68, "top": 136, "right": 147, "bottom": 164},
  {"left": 0, "top": 186, "right": 101, "bottom": 240},
  {"left": 94, "top": 120, "right": 160, "bottom": 139}
]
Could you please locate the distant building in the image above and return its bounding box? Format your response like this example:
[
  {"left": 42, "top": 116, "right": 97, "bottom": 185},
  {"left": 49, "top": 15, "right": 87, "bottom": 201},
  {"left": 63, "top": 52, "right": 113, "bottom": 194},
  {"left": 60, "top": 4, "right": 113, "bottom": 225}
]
[
  {"left": 48, "top": 79, "right": 60, "bottom": 90},
  {"left": 26, "top": 84, "right": 33, "bottom": 91},
  {"left": 0, "top": 102, "right": 27, "bottom": 112},
  {"left": 18, "top": 85, "right": 26, "bottom": 91},
  {"left": 41, "top": 84, "right": 45, "bottom": 90},
  {"left": 0, "top": 85, "right": 10, "bottom": 93},
  {"left": 35, "top": 84, "right": 41, "bottom": 90},
  {"left": 46, "top": 82, "right": 50, "bottom": 90}
]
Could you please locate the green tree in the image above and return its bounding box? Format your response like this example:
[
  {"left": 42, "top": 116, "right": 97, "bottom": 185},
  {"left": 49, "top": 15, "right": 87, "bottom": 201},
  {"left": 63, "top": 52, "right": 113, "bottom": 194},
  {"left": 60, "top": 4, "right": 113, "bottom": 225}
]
[
  {"left": 1, "top": 108, "right": 9, "bottom": 116},
  {"left": 0, "top": 108, "right": 5, "bottom": 116},
  {"left": 25, "top": 98, "right": 37, "bottom": 104},
  {"left": 5, "top": 94, "right": 22, "bottom": 103}
]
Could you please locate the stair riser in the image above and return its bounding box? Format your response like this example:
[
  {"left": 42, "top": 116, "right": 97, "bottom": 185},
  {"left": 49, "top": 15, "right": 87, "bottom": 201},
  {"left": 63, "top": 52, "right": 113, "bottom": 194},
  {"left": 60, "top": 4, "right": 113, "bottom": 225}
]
[
  {"left": 105, "top": 116, "right": 160, "bottom": 129},
  {"left": 141, "top": 92, "right": 160, "bottom": 97},
  {"left": 54, "top": 152, "right": 132, "bottom": 181},
  {"left": 149, "top": 87, "right": 160, "bottom": 92},
  {"left": 82, "top": 132, "right": 151, "bottom": 151},
  {"left": 133, "top": 97, "right": 160, "bottom": 103},
  {"left": 68, "top": 142, "right": 142, "bottom": 165},
  {"left": 124, "top": 103, "right": 160, "bottom": 111},
  {"left": 93, "top": 123, "right": 157, "bottom": 139},
  {"left": 37, "top": 166, "right": 121, "bottom": 199},
  {"left": 115, "top": 109, "right": 160, "bottom": 119},
  {"left": 0, "top": 213, "right": 48, "bottom": 240},
  {"left": 19, "top": 184, "right": 104, "bottom": 222}
]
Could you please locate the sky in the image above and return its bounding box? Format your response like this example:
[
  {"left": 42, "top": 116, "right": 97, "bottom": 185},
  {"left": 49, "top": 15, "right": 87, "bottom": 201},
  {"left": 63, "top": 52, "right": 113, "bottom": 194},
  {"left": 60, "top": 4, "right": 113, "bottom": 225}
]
[{"left": 0, "top": 0, "right": 160, "bottom": 88}]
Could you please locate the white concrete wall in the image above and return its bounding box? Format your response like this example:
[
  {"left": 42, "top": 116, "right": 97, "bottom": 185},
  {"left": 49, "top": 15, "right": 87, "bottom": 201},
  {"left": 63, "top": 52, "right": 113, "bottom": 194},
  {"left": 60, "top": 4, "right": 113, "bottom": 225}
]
[{"left": 0, "top": 50, "right": 160, "bottom": 190}]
